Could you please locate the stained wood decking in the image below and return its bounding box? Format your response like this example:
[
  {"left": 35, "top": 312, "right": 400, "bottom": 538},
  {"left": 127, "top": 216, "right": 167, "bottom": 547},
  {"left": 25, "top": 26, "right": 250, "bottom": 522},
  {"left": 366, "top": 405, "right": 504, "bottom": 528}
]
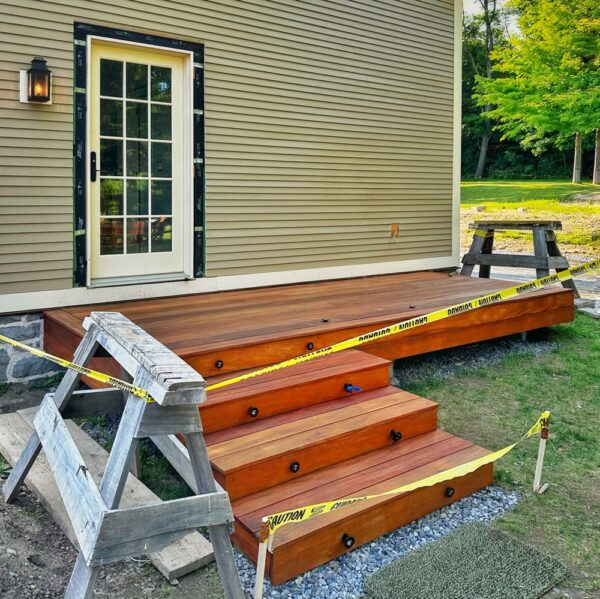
[
  {"left": 44, "top": 271, "right": 574, "bottom": 379},
  {"left": 41, "top": 271, "right": 573, "bottom": 584}
]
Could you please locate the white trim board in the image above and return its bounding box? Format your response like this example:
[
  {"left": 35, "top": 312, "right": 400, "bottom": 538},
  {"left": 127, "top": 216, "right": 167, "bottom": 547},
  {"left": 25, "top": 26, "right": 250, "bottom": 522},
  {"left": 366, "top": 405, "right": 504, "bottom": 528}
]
[{"left": 0, "top": 255, "right": 458, "bottom": 314}]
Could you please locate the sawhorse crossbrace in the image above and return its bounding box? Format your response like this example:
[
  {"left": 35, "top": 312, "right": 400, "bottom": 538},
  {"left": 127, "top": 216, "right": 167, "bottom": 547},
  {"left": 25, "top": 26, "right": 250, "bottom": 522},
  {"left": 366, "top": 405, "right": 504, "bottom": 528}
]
[{"left": 2, "top": 312, "right": 245, "bottom": 599}]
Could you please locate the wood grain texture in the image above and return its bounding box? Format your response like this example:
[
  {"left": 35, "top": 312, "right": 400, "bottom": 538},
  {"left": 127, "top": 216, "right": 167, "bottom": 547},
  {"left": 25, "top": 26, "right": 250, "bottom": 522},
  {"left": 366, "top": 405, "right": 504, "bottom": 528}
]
[{"left": 44, "top": 271, "right": 573, "bottom": 379}]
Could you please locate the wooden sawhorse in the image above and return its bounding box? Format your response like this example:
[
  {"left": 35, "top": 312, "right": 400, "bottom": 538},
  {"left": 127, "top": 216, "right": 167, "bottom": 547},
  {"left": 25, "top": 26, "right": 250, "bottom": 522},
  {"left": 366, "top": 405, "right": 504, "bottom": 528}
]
[
  {"left": 2, "top": 312, "right": 245, "bottom": 599},
  {"left": 461, "top": 220, "right": 579, "bottom": 296}
]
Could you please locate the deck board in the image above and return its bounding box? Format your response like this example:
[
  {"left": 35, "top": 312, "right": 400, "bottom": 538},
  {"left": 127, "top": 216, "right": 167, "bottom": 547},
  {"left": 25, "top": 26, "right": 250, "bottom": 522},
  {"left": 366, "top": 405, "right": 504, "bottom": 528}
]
[{"left": 44, "top": 271, "right": 573, "bottom": 378}]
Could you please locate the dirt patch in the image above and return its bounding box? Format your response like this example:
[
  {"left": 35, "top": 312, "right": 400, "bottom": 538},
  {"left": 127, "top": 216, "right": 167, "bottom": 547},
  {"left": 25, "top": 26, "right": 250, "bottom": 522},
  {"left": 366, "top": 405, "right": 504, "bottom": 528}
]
[{"left": 564, "top": 193, "right": 600, "bottom": 204}]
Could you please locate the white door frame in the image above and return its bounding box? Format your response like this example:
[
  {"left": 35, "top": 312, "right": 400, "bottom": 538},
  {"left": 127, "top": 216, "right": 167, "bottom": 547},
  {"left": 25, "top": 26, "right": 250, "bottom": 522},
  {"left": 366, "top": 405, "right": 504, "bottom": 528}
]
[{"left": 85, "top": 35, "right": 195, "bottom": 287}]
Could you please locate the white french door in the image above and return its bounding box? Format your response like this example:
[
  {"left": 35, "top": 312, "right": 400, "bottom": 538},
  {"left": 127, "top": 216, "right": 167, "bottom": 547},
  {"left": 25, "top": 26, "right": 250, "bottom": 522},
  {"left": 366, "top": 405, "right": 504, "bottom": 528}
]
[{"left": 88, "top": 39, "right": 192, "bottom": 285}]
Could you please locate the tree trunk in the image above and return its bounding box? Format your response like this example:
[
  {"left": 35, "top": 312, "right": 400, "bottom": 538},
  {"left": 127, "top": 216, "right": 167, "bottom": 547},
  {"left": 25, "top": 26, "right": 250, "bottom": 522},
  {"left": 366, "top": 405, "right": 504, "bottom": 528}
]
[
  {"left": 593, "top": 128, "right": 600, "bottom": 185},
  {"left": 475, "top": 131, "right": 490, "bottom": 178},
  {"left": 572, "top": 131, "right": 582, "bottom": 184}
]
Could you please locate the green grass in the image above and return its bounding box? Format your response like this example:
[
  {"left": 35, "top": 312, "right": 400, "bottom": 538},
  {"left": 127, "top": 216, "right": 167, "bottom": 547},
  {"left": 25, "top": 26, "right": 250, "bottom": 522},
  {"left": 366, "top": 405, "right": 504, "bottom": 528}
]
[
  {"left": 461, "top": 180, "right": 599, "bottom": 205},
  {"left": 402, "top": 313, "right": 600, "bottom": 592},
  {"left": 460, "top": 180, "right": 600, "bottom": 254}
]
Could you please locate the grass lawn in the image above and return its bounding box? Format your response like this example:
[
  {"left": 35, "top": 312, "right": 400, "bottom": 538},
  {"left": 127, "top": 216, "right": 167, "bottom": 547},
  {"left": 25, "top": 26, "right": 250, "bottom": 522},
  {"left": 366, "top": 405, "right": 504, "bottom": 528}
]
[
  {"left": 461, "top": 180, "right": 600, "bottom": 258},
  {"left": 402, "top": 313, "right": 600, "bottom": 593}
]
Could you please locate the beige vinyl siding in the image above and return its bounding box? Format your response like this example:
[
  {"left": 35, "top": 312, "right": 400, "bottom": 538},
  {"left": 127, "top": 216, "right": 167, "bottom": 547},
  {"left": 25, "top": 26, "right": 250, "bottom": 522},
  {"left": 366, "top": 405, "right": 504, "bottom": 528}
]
[{"left": 0, "top": 0, "right": 455, "bottom": 293}]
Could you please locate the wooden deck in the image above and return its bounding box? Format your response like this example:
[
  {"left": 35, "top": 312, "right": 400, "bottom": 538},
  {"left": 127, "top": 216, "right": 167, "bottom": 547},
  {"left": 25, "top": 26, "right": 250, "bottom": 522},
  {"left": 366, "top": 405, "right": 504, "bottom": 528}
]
[
  {"left": 42, "top": 271, "right": 573, "bottom": 584},
  {"left": 44, "top": 270, "right": 574, "bottom": 380}
]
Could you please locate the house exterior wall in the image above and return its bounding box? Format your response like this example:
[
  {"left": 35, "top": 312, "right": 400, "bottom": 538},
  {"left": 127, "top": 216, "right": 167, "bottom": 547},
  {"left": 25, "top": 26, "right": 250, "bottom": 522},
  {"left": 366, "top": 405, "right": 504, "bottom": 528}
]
[{"left": 0, "top": 0, "right": 458, "bottom": 300}]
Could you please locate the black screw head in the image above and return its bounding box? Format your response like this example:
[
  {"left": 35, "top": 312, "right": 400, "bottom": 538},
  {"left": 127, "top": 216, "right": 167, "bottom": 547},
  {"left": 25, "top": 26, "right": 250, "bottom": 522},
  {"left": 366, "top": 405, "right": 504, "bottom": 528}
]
[
  {"left": 290, "top": 461, "right": 300, "bottom": 473},
  {"left": 409, "top": 304, "right": 416, "bottom": 309},
  {"left": 342, "top": 533, "right": 355, "bottom": 548},
  {"left": 215, "top": 359, "right": 224, "bottom": 369},
  {"left": 306, "top": 342, "right": 314, "bottom": 350},
  {"left": 321, "top": 318, "right": 329, "bottom": 323},
  {"left": 445, "top": 486, "right": 455, "bottom": 498},
  {"left": 390, "top": 430, "right": 402, "bottom": 443},
  {"left": 248, "top": 407, "right": 259, "bottom": 418}
]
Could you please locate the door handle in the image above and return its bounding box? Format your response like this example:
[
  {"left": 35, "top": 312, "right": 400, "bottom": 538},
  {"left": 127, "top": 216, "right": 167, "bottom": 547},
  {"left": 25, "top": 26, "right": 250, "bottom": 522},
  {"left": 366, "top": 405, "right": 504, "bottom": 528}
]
[{"left": 90, "top": 151, "right": 99, "bottom": 182}]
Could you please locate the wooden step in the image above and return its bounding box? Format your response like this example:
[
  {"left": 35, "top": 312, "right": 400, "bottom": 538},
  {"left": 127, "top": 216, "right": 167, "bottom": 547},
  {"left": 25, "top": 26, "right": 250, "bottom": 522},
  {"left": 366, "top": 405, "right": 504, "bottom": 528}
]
[
  {"left": 231, "top": 430, "right": 494, "bottom": 584},
  {"left": 206, "top": 389, "right": 438, "bottom": 501},
  {"left": 201, "top": 350, "right": 391, "bottom": 433}
]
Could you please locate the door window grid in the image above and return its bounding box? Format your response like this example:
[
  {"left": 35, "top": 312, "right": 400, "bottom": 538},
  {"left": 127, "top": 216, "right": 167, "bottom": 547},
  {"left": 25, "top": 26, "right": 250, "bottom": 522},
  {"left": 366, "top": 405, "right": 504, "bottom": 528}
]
[{"left": 99, "top": 59, "right": 173, "bottom": 256}]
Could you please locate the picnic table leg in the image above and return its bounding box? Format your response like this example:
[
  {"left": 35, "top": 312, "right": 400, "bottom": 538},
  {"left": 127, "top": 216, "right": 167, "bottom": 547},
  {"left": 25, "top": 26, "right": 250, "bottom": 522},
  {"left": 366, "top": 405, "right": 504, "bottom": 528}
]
[
  {"left": 478, "top": 229, "right": 495, "bottom": 279},
  {"left": 532, "top": 225, "right": 551, "bottom": 278},
  {"left": 460, "top": 229, "right": 488, "bottom": 276},
  {"left": 546, "top": 230, "right": 580, "bottom": 297}
]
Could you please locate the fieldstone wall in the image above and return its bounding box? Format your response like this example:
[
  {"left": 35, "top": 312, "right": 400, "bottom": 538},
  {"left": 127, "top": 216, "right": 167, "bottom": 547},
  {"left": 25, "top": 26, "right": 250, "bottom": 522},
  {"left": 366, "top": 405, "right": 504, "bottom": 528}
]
[{"left": 0, "top": 313, "right": 64, "bottom": 383}]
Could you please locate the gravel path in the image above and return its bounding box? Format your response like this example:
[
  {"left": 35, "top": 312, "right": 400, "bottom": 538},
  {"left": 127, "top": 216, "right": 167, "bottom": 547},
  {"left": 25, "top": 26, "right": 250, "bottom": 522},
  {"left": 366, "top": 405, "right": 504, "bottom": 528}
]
[{"left": 235, "top": 487, "right": 519, "bottom": 599}]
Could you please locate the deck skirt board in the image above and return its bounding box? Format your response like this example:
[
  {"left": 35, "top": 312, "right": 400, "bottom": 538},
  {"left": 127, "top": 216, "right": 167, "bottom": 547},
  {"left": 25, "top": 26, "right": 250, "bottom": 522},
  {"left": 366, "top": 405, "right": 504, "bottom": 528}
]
[{"left": 41, "top": 270, "right": 573, "bottom": 583}]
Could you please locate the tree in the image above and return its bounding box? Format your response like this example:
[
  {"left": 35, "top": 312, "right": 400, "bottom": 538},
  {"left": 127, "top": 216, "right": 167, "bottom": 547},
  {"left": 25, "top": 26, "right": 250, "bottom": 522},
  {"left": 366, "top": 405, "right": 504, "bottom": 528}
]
[
  {"left": 476, "top": 0, "right": 600, "bottom": 183},
  {"left": 462, "top": 1, "right": 509, "bottom": 178}
]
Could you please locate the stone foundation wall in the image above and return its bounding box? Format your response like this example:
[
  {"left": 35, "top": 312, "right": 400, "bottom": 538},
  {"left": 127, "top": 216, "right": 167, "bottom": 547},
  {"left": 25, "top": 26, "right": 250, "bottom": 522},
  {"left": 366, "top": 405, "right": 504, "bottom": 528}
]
[{"left": 0, "top": 313, "right": 64, "bottom": 383}]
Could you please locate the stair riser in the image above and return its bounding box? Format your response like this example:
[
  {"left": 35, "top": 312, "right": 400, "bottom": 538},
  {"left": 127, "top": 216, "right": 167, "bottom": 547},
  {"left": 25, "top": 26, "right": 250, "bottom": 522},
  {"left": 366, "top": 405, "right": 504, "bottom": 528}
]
[
  {"left": 214, "top": 406, "right": 438, "bottom": 500},
  {"left": 200, "top": 364, "right": 390, "bottom": 433},
  {"left": 260, "top": 464, "right": 493, "bottom": 584}
]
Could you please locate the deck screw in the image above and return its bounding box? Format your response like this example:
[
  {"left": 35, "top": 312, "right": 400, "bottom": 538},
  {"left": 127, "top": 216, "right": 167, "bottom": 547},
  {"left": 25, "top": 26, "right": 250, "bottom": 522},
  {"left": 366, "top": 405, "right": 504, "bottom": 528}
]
[
  {"left": 409, "top": 304, "right": 416, "bottom": 309},
  {"left": 342, "top": 533, "right": 355, "bottom": 548},
  {"left": 321, "top": 318, "right": 329, "bottom": 323},
  {"left": 215, "top": 359, "right": 224, "bottom": 369},
  {"left": 306, "top": 342, "right": 314, "bottom": 350},
  {"left": 445, "top": 486, "right": 455, "bottom": 498},
  {"left": 390, "top": 430, "right": 402, "bottom": 443},
  {"left": 290, "top": 461, "right": 300, "bottom": 473},
  {"left": 248, "top": 407, "right": 259, "bottom": 417}
]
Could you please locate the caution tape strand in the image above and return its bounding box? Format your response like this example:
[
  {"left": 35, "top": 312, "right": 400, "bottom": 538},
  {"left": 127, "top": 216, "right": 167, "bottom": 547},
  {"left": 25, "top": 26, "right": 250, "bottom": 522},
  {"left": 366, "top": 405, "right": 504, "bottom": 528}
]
[
  {"left": 206, "top": 258, "right": 600, "bottom": 392},
  {"left": 264, "top": 411, "right": 551, "bottom": 536},
  {"left": 0, "top": 334, "right": 153, "bottom": 402}
]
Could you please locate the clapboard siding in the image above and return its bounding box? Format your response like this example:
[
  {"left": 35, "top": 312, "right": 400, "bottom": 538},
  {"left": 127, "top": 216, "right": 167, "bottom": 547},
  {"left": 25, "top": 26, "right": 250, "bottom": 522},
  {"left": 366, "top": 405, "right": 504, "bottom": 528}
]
[{"left": 0, "top": 0, "right": 455, "bottom": 294}]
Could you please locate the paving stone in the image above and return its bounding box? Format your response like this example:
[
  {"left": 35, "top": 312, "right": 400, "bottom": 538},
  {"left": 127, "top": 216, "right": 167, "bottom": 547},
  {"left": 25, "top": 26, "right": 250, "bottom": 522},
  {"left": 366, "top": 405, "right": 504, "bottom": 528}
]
[
  {"left": 11, "top": 355, "right": 60, "bottom": 379},
  {"left": 0, "top": 315, "right": 23, "bottom": 326},
  {"left": 0, "top": 324, "right": 41, "bottom": 342},
  {"left": 0, "top": 348, "right": 9, "bottom": 381}
]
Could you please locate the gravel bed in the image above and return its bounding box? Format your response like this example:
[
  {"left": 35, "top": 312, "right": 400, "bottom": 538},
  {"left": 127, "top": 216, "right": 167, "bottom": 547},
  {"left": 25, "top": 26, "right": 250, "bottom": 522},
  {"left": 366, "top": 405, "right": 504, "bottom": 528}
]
[
  {"left": 234, "top": 486, "right": 520, "bottom": 599},
  {"left": 392, "top": 333, "right": 559, "bottom": 388}
]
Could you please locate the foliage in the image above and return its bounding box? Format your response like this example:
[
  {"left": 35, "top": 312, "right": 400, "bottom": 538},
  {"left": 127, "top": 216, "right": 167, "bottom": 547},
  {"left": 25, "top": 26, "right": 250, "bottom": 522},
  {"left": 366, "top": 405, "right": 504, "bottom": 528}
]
[
  {"left": 476, "top": 0, "right": 600, "bottom": 145},
  {"left": 401, "top": 314, "right": 600, "bottom": 591}
]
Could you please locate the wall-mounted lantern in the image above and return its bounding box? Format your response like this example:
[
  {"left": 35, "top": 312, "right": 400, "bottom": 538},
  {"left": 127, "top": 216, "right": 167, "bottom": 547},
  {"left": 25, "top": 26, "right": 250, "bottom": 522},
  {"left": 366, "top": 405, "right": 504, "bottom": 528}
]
[{"left": 20, "top": 57, "right": 52, "bottom": 105}]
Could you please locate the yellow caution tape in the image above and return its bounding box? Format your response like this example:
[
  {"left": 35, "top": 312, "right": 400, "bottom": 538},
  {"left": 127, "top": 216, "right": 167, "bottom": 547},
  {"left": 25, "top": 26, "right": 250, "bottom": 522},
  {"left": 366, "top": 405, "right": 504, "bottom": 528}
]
[
  {"left": 265, "top": 411, "right": 551, "bottom": 536},
  {"left": 206, "top": 258, "right": 600, "bottom": 392},
  {"left": 0, "top": 334, "right": 153, "bottom": 402},
  {"left": 0, "top": 258, "right": 597, "bottom": 399}
]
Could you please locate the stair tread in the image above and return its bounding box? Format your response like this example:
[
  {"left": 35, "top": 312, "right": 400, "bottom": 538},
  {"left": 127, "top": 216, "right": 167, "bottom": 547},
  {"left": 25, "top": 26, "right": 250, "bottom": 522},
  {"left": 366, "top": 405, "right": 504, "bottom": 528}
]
[
  {"left": 204, "top": 385, "right": 401, "bottom": 445},
  {"left": 204, "top": 349, "right": 390, "bottom": 403},
  {"left": 233, "top": 433, "right": 490, "bottom": 545},
  {"left": 207, "top": 392, "right": 436, "bottom": 472}
]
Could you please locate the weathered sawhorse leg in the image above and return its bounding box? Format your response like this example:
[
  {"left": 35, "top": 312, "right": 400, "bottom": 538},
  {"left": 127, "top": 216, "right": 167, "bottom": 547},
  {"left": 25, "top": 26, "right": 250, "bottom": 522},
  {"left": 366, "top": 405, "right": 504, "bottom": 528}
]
[
  {"left": 185, "top": 433, "right": 245, "bottom": 599},
  {"left": 64, "top": 386, "right": 147, "bottom": 599},
  {"left": 3, "top": 332, "right": 99, "bottom": 503}
]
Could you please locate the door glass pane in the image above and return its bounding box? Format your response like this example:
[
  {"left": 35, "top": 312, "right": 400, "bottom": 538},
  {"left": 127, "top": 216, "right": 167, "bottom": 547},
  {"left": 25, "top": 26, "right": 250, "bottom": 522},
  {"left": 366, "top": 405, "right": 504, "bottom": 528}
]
[
  {"left": 127, "top": 180, "right": 148, "bottom": 215},
  {"left": 127, "top": 218, "right": 149, "bottom": 253},
  {"left": 151, "top": 105, "right": 171, "bottom": 140},
  {"left": 151, "top": 66, "right": 171, "bottom": 102},
  {"left": 151, "top": 217, "right": 172, "bottom": 252},
  {"left": 151, "top": 142, "right": 171, "bottom": 177},
  {"left": 151, "top": 181, "right": 172, "bottom": 214},
  {"left": 126, "top": 141, "right": 148, "bottom": 176},
  {"left": 100, "top": 179, "right": 123, "bottom": 215},
  {"left": 100, "top": 139, "right": 123, "bottom": 176},
  {"left": 126, "top": 63, "right": 148, "bottom": 100},
  {"left": 126, "top": 102, "right": 148, "bottom": 139},
  {"left": 100, "top": 218, "right": 123, "bottom": 254},
  {"left": 100, "top": 99, "right": 123, "bottom": 136},
  {"left": 100, "top": 59, "right": 122, "bottom": 97}
]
